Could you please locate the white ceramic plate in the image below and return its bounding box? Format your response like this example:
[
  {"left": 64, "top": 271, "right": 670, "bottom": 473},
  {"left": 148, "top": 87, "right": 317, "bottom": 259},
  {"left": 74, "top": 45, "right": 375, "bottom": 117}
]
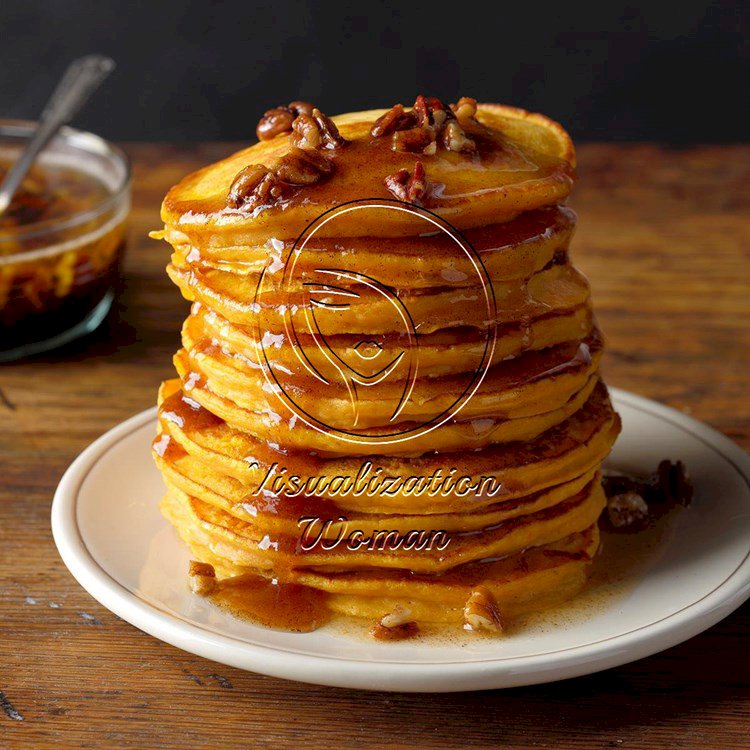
[{"left": 51, "top": 388, "right": 750, "bottom": 692}]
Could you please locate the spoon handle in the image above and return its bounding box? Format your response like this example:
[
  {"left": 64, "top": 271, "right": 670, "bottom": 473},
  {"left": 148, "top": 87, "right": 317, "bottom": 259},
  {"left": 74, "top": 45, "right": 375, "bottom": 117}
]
[{"left": 0, "top": 55, "right": 115, "bottom": 215}]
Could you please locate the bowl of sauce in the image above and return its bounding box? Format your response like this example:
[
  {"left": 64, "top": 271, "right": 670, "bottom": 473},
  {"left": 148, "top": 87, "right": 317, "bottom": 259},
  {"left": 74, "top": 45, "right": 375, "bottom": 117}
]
[{"left": 0, "top": 120, "right": 130, "bottom": 361}]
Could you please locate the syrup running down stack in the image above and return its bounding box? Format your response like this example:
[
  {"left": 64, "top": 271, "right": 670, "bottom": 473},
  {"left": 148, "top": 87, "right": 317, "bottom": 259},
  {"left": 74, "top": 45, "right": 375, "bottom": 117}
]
[{"left": 151, "top": 97, "right": 620, "bottom": 637}]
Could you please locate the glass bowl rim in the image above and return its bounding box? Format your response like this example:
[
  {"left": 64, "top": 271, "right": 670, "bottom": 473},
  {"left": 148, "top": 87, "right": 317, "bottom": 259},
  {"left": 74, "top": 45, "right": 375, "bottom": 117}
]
[{"left": 0, "top": 119, "right": 131, "bottom": 259}]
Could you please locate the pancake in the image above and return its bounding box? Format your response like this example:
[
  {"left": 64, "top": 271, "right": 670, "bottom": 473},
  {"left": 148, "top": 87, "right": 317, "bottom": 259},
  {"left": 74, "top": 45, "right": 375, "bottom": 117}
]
[
  {"left": 187, "top": 300, "right": 595, "bottom": 377},
  {"left": 151, "top": 96, "right": 620, "bottom": 636},
  {"left": 167, "top": 206, "right": 577, "bottom": 288},
  {"left": 181, "top": 308, "right": 603, "bottom": 425},
  {"left": 159, "top": 104, "right": 576, "bottom": 245},
  {"left": 167, "top": 254, "right": 590, "bottom": 334}
]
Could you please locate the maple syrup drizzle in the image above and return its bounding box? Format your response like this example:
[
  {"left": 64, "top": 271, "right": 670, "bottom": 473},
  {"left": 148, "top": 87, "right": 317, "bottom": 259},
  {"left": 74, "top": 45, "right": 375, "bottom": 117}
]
[{"left": 160, "top": 389, "right": 223, "bottom": 431}]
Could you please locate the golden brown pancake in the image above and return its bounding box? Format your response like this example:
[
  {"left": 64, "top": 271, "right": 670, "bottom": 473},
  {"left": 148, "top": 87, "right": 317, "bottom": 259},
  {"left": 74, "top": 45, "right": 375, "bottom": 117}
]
[{"left": 168, "top": 206, "right": 577, "bottom": 288}]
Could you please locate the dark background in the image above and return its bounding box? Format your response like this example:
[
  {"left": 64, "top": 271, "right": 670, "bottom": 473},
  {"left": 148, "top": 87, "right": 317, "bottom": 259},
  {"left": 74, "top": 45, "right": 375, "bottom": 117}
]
[{"left": 1, "top": 0, "right": 748, "bottom": 143}]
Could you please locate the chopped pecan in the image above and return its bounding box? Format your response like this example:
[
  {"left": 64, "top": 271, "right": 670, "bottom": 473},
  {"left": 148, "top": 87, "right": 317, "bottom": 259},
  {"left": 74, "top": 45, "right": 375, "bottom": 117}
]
[
  {"left": 371, "top": 103, "right": 418, "bottom": 137},
  {"left": 370, "top": 605, "right": 419, "bottom": 640},
  {"left": 188, "top": 560, "right": 216, "bottom": 595},
  {"left": 442, "top": 120, "right": 476, "bottom": 152},
  {"left": 256, "top": 101, "right": 315, "bottom": 141},
  {"left": 384, "top": 161, "right": 429, "bottom": 205},
  {"left": 607, "top": 491, "right": 649, "bottom": 529},
  {"left": 463, "top": 586, "right": 504, "bottom": 633}
]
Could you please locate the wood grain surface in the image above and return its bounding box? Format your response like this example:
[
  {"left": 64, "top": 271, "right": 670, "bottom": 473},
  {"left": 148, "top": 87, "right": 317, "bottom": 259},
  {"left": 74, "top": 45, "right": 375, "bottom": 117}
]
[{"left": 1, "top": 143, "right": 748, "bottom": 750}]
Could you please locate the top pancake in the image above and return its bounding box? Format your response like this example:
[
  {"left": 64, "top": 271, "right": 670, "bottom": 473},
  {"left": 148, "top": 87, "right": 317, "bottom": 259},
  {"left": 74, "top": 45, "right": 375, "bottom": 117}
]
[{"left": 160, "top": 104, "right": 576, "bottom": 244}]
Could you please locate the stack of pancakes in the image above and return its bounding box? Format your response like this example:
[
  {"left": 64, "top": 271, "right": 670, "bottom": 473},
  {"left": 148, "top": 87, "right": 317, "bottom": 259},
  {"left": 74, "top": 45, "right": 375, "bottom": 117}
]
[{"left": 152, "top": 100, "right": 620, "bottom": 633}]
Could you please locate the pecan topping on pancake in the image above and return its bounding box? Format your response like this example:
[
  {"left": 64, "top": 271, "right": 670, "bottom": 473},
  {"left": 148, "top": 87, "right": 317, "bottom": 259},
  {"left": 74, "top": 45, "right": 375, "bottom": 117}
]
[
  {"left": 275, "top": 146, "right": 333, "bottom": 184},
  {"left": 227, "top": 165, "right": 274, "bottom": 208},
  {"left": 450, "top": 96, "right": 491, "bottom": 141},
  {"left": 451, "top": 96, "right": 478, "bottom": 121},
  {"left": 370, "top": 103, "right": 418, "bottom": 137},
  {"left": 372, "top": 95, "right": 478, "bottom": 154},
  {"left": 384, "top": 160, "right": 429, "bottom": 205},
  {"left": 292, "top": 108, "right": 347, "bottom": 150},
  {"left": 442, "top": 120, "right": 476, "bottom": 153},
  {"left": 227, "top": 147, "right": 334, "bottom": 210},
  {"left": 256, "top": 101, "right": 314, "bottom": 141}
]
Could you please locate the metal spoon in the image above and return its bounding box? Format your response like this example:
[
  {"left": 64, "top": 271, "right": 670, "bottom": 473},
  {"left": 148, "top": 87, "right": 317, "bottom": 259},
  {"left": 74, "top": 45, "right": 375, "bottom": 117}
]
[{"left": 0, "top": 54, "right": 115, "bottom": 216}]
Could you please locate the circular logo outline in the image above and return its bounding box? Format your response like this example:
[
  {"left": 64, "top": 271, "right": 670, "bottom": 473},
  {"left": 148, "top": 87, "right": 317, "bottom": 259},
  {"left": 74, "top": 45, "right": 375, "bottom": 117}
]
[{"left": 253, "top": 198, "right": 497, "bottom": 447}]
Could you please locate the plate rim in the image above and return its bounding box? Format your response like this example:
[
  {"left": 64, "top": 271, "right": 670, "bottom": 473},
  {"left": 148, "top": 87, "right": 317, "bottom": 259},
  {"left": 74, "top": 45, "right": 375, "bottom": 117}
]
[{"left": 51, "top": 388, "right": 750, "bottom": 691}]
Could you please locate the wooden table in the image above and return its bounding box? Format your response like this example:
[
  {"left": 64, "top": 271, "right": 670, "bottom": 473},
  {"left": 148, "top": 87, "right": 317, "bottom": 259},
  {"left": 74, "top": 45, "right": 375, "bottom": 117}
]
[{"left": 1, "top": 143, "right": 749, "bottom": 749}]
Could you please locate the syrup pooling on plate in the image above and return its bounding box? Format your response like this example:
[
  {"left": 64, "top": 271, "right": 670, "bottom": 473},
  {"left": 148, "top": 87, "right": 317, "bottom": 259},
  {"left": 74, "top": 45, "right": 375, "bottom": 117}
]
[{"left": 152, "top": 97, "right": 621, "bottom": 636}]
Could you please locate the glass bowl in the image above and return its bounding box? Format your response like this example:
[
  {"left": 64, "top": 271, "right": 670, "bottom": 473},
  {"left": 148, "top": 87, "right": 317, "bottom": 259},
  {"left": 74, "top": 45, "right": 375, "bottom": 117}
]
[{"left": 0, "top": 120, "right": 130, "bottom": 362}]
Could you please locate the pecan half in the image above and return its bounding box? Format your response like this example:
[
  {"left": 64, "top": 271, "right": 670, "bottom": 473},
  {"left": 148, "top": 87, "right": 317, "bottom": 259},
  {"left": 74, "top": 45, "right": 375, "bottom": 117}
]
[
  {"left": 451, "top": 96, "right": 492, "bottom": 140},
  {"left": 451, "top": 96, "right": 478, "bottom": 122},
  {"left": 312, "top": 108, "right": 347, "bottom": 149},
  {"left": 607, "top": 491, "right": 649, "bottom": 529},
  {"left": 275, "top": 147, "right": 333, "bottom": 184},
  {"left": 370, "top": 103, "right": 418, "bottom": 137},
  {"left": 288, "top": 100, "right": 314, "bottom": 116},
  {"left": 291, "top": 108, "right": 347, "bottom": 150},
  {"left": 370, "top": 605, "right": 419, "bottom": 641},
  {"left": 227, "top": 164, "right": 272, "bottom": 208},
  {"left": 257, "top": 108, "right": 295, "bottom": 141},
  {"left": 188, "top": 560, "right": 216, "bottom": 595},
  {"left": 463, "top": 586, "right": 504, "bottom": 633},
  {"left": 655, "top": 459, "right": 693, "bottom": 506},
  {"left": 384, "top": 161, "right": 429, "bottom": 205},
  {"left": 256, "top": 101, "right": 315, "bottom": 141},
  {"left": 442, "top": 120, "right": 476, "bottom": 152},
  {"left": 291, "top": 114, "right": 322, "bottom": 149}
]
